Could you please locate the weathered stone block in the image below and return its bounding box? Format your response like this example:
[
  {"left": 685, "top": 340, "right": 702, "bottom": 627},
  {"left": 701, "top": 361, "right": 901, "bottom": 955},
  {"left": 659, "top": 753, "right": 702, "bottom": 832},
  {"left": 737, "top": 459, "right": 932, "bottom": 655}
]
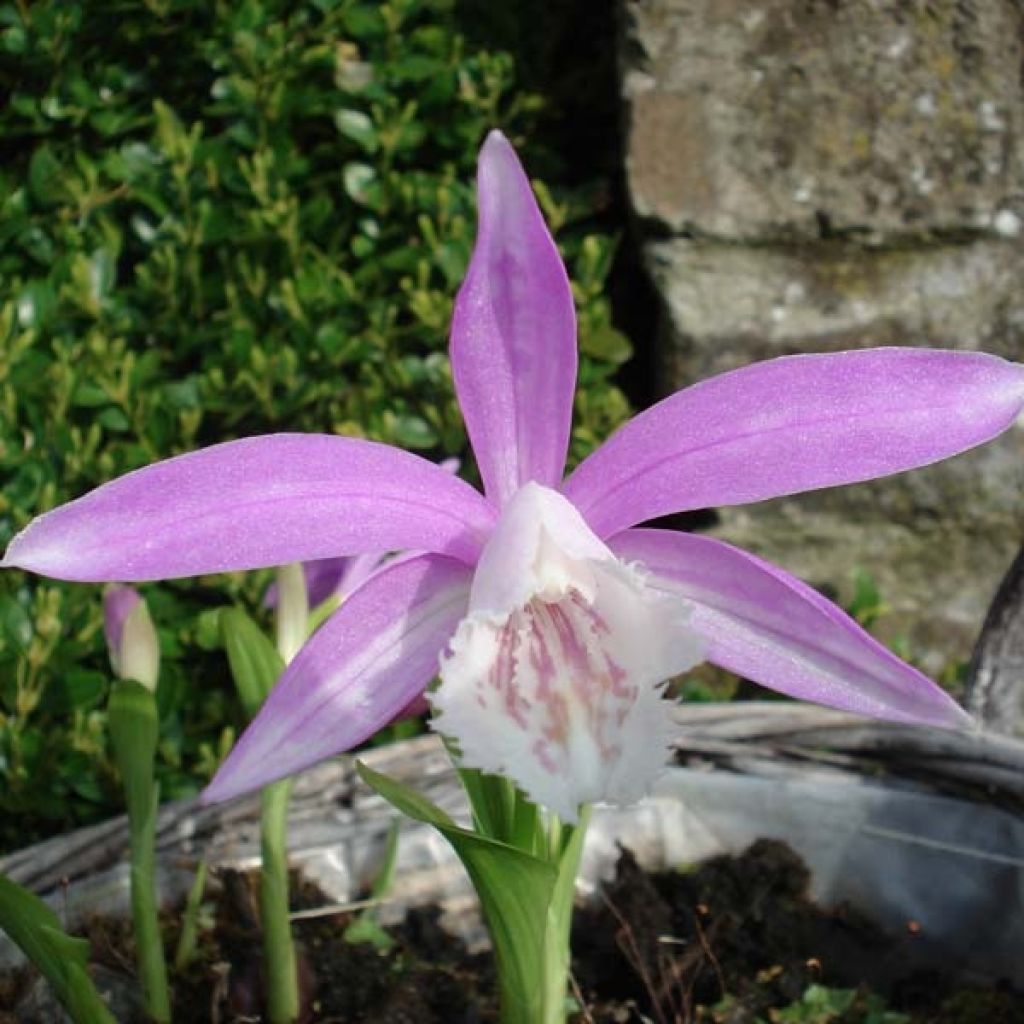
[
  {"left": 646, "top": 238, "right": 1024, "bottom": 379},
  {"left": 620, "top": 0, "right": 1024, "bottom": 667},
  {"left": 622, "top": 0, "right": 1024, "bottom": 240}
]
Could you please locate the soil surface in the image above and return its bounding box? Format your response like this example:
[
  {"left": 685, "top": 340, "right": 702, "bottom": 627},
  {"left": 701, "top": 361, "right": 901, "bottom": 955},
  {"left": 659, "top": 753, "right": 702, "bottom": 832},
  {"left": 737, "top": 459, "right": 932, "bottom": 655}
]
[{"left": 2, "top": 839, "right": 1021, "bottom": 1023}]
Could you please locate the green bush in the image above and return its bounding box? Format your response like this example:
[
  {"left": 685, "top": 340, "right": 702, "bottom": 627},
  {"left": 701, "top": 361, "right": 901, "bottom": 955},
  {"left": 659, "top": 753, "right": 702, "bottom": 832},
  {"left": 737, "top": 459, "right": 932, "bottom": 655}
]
[{"left": 0, "top": 0, "right": 630, "bottom": 849}]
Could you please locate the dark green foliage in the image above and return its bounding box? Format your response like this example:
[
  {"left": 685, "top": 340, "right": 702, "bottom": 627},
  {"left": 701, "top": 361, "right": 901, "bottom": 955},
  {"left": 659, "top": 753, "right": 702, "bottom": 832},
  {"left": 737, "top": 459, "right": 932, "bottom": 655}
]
[{"left": 0, "top": 0, "right": 630, "bottom": 849}]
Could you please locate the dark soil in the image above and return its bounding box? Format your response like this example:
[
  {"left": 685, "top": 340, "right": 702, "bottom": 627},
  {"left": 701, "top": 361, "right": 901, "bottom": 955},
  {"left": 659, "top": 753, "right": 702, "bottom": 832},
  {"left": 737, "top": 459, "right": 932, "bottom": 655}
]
[{"left": 2, "top": 839, "right": 1021, "bottom": 1023}]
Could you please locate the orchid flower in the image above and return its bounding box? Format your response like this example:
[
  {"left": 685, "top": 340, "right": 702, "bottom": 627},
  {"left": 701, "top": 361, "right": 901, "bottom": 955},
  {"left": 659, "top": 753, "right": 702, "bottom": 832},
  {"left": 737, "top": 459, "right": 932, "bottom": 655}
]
[{"left": 5, "top": 133, "right": 1024, "bottom": 827}]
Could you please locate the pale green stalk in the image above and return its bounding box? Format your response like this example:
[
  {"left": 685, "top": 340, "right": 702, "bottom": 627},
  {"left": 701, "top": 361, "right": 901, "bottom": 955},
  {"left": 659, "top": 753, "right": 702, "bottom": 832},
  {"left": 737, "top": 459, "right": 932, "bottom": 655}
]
[
  {"left": 220, "top": 570, "right": 304, "bottom": 1022},
  {"left": 108, "top": 680, "right": 170, "bottom": 1023},
  {"left": 260, "top": 778, "right": 298, "bottom": 1023},
  {"left": 128, "top": 780, "right": 170, "bottom": 1024},
  {"left": 274, "top": 562, "right": 308, "bottom": 665},
  {"left": 541, "top": 806, "right": 590, "bottom": 1024},
  {"left": 260, "top": 562, "right": 306, "bottom": 1023}
]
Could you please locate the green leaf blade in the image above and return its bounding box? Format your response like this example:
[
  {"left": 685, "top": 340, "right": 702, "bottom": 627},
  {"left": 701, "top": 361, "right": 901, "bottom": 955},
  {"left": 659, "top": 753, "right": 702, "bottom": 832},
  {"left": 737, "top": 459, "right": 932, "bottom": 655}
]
[
  {"left": 357, "top": 761, "right": 559, "bottom": 1024},
  {"left": 0, "top": 877, "right": 115, "bottom": 1023},
  {"left": 220, "top": 607, "right": 284, "bottom": 719}
]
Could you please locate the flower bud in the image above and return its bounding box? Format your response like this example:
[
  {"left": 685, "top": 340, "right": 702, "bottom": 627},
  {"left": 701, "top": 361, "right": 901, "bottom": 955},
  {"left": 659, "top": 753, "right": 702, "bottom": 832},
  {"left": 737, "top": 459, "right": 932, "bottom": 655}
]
[{"left": 103, "top": 584, "right": 160, "bottom": 691}]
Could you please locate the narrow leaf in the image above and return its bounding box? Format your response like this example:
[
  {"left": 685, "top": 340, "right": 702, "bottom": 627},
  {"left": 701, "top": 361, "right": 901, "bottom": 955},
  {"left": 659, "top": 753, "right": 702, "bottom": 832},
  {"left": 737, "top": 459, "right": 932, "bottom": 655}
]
[
  {"left": 357, "top": 761, "right": 457, "bottom": 830},
  {"left": 344, "top": 821, "right": 400, "bottom": 951},
  {"left": 357, "top": 762, "right": 557, "bottom": 1023},
  {"left": 174, "top": 860, "right": 207, "bottom": 971},
  {"left": 64, "top": 961, "right": 119, "bottom": 1024},
  {"left": 220, "top": 607, "right": 285, "bottom": 719},
  {"left": 0, "top": 877, "right": 115, "bottom": 1023}
]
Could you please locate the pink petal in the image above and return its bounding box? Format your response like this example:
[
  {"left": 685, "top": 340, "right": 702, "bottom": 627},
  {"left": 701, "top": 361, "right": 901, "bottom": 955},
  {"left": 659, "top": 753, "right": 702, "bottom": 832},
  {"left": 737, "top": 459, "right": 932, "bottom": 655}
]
[
  {"left": 3, "top": 434, "right": 495, "bottom": 582},
  {"left": 203, "top": 553, "right": 472, "bottom": 802},
  {"left": 563, "top": 348, "right": 1024, "bottom": 539},
  {"left": 451, "top": 131, "right": 577, "bottom": 504},
  {"left": 263, "top": 467, "right": 457, "bottom": 607},
  {"left": 609, "top": 528, "right": 971, "bottom": 729}
]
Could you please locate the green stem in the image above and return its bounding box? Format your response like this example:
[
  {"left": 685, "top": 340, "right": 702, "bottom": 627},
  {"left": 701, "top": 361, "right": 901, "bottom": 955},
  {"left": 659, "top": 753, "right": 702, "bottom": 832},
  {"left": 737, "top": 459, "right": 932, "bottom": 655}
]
[
  {"left": 260, "top": 778, "right": 299, "bottom": 1024},
  {"left": 465, "top": 773, "right": 590, "bottom": 1024},
  {"left": 541, "top": 805, "right": 590, "bottom": 1024},
  {"left": 130, "top": 781, "right": 171, "bottom": 1024},
  {"left": 108, "top": 681, "right": 170, "bottom": 1023},
  {"left": 490, "top": 807, "right": 590, "bottom": 1024}
]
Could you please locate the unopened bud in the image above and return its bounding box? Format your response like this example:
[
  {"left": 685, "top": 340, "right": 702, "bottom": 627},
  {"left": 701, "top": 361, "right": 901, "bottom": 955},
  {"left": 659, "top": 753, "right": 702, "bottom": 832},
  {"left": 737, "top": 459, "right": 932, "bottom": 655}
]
[{"left": 103, "top": 584, "right": 159, "bottom": 691}]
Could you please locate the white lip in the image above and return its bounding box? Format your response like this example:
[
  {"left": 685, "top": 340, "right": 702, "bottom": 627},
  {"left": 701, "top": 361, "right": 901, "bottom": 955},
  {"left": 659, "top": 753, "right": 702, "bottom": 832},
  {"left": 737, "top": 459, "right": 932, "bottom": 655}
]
[{"left": 431, "top": 483, "right": 704, "bottom": 823}]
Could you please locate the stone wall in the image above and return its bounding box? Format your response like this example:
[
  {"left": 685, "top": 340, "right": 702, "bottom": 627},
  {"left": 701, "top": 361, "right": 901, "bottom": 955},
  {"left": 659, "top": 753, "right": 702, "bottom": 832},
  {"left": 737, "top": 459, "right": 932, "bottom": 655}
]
[{"left": 618, "top": 0, "right": 1024, "bottom": 668}]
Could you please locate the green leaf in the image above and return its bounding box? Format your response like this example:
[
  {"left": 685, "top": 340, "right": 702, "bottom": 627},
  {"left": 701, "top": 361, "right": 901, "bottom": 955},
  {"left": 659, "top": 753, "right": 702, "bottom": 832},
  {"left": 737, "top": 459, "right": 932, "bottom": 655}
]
[
  {"left": 770, "top": 984, "right": 908, "bottom": 1024},
  {"left": 344, "top": 820, "right": 399, "bottom": 950},
  {"left": 220, "top": 607, "right": 284, "bottom": 719},
  {"left": 16, "top": 281, "right": 57, "bottom": 329},
  {"left": 334, "top": 109, "right": 377, "bottom": 152},
  {"left": 71, "top": 383, "right": 111, "bottom": 408},
  {"left": 390, "top": 413, "right": 437, "bottom": 449},
  {"left": 0, "top": 876, "right": 116, "bottom": 1023},
  {"left": 0, "top": 594, "right": 32, "bottom": 653},
  {"left": 342, "top": 162, "right": 380, "bottom": 207},
  {"left": 53, "top": 669, "right": 106, "bottom": 713},
  {"left": 579, "top": 324, "right": 632, "bottom": 365},
  {"left": 342, "top": 4, "right": 386, "bottom": 38},
  {"left": 163, "top": 377, "right": 200, "bottom": 410},
  {"left": 65, "top": 960, "right": 119, "bottom": 1023},
  {"left": 543, "top": 808, "right": 590, "bottom": 1019},
  {"left": 27, "top": 146, "right": 67, "bottom": 205},
  {"left": 0, "top": 882, "right": 83, "bottom": 990},
  {"left": 173, "top": 860, "right": 207, "bottom": 971},
  {"left": 97, "top": 407, "right": 131, "bottom": 432},
  {"left": 848, "top": 567, "right": 887, "bottom": 629},
  {"left": 191, "top": 608, "right": 224, "bottom": 652},
  {"left": 2, "top": 24, "right": 26, "bottom": 54},
  {"left": 342, "top": 914, "right": 394, "bottom": 951},
  {"left": 357, "top": 762, "right": 557, "bottom": 1023},
  {"left": 457, "top": 767, "right": 538, "bottom": 852},
  {"left": 358, "top": 760, "right": 457, "bottom": 830},
  {"left": 368, "top": 819, "right": 400, "bottom": 900}
]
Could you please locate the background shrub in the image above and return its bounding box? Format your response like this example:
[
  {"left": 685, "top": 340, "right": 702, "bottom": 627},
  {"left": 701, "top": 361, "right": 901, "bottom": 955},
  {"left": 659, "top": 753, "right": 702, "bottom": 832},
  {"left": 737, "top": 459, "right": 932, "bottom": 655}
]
[{"left": 0, "top": 0, "right": 629, "bottom": 849}]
